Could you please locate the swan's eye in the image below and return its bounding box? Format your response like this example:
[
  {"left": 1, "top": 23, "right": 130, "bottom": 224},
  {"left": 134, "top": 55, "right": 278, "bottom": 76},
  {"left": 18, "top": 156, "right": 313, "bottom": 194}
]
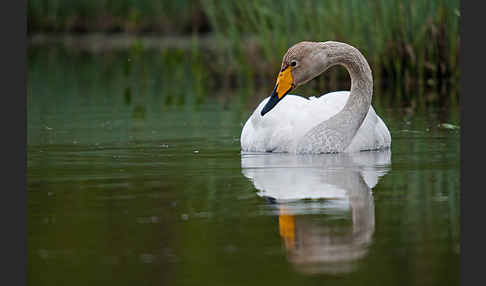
[{"left": 290, "top": 60, "right": 297, "bottom": 67}]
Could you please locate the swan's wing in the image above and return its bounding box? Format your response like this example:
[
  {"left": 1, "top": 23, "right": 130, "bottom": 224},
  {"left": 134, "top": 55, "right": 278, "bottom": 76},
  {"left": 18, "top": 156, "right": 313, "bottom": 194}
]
[
  {"left": 306, "top": 91, "right": 350, "bottom": 120},
  {"left": 345, "top": 106, "right": 392, "bottom": 152},
  {"left": 241, "top": 92, "right": 351, "bottom": 152},
  {"left": 311, "top": 91, "right": 391, "bottom": 152}
]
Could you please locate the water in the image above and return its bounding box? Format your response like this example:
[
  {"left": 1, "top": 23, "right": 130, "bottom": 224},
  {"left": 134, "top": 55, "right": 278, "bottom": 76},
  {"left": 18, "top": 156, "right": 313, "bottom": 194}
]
[{"left": 27, "top": 48, "right": 460, "bottom": 286}]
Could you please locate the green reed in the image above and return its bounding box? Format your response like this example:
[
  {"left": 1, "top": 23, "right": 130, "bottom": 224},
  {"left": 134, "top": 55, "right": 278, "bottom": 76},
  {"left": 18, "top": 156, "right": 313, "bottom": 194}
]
[
  {"left": 201, "top": 0, "right": 460, "bottom": 90},
  {"left": 28, "top": 0, "right": 460, "bottom": 104}
]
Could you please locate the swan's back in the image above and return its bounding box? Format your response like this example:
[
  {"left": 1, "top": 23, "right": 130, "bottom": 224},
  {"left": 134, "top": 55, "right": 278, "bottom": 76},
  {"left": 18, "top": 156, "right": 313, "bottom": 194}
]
[{"left": 241, "top": 91, "right": 391, "bottom": 153}]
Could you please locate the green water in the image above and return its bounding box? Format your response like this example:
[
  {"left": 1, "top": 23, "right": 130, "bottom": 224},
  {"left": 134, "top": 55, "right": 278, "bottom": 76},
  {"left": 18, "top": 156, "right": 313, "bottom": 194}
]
[{"left": 27, "top": 48, "right": 460, "bottom": 286}]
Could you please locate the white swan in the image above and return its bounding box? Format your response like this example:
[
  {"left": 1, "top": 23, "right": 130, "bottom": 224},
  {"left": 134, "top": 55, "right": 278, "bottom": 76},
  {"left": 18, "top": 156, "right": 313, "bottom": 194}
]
[{"left": 241, "top": 41, "right": 391, "bottom": 154}]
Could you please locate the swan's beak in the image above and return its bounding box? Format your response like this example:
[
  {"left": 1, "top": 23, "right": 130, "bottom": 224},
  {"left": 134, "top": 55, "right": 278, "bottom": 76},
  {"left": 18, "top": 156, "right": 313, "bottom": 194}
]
[{"left": 261, "top": 67, "right": 294, "bottom": 116}]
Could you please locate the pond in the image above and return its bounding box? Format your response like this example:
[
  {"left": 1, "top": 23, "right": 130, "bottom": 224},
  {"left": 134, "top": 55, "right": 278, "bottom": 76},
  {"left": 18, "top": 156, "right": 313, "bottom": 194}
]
[{"left": 27, "top": 48, "right": 460, "bottom": 286}]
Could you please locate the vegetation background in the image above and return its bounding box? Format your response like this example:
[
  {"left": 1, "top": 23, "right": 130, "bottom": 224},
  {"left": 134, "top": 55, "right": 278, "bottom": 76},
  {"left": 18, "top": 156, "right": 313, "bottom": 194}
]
[{"left": 28, "top": 0, "right": 460, "bottom": 107}]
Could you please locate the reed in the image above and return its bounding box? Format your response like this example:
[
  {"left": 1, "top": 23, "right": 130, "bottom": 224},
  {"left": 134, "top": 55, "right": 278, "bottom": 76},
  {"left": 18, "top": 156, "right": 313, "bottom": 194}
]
[
  {"left": 28, "top": 0, "right": 460, "bottom": 97},
  {"left": 201, "top": 0, "right": 460, "bottom": 90}
]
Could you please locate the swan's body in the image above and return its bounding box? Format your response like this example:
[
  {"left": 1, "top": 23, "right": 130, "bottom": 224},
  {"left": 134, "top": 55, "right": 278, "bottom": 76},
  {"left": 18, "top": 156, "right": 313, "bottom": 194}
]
[
  {"left": 241, "top": 91, "right": 391, "bottom": 153},
  {"left": 240, "top": 41, "right": 391, "bottom": 154}
]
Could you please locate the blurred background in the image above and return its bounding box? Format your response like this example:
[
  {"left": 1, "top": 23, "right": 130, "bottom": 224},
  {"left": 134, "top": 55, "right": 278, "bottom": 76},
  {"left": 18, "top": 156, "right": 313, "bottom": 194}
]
[
  {"left": 27, "top": 1, "right": 460, "bottom": 286},
  {"left": 28, "top": 0, "right": 460, "bottom": 107}
]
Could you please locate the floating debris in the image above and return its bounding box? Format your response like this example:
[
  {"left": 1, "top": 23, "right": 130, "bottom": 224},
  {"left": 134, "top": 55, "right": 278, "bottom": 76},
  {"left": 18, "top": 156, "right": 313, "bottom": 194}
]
[{"left": 437, "top": 123, "right": 460, "bottom": 130}]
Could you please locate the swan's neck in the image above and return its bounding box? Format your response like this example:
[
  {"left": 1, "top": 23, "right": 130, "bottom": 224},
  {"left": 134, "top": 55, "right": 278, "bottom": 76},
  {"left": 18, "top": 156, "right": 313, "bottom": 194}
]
[{"left": 297, "top": 42, "right": 373, "bottom": 153}]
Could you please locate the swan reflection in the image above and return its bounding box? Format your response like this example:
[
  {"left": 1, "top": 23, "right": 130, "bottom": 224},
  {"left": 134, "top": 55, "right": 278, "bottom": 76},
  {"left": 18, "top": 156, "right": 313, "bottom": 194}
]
[{"left": 241, "top": 150, "right": 391, "bottom": 275}]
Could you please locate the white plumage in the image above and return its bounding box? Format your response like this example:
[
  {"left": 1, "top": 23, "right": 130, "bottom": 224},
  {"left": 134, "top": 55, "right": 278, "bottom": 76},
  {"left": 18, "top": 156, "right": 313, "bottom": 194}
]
[{"left": 241, "top": 91, "right": 391, "bottom": 153}]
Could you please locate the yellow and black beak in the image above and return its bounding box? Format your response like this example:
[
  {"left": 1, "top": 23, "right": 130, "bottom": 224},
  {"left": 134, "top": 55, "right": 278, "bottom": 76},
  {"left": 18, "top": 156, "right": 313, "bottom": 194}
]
[{"left": 261, "top": 67, "right": 294, "bottom": 116}]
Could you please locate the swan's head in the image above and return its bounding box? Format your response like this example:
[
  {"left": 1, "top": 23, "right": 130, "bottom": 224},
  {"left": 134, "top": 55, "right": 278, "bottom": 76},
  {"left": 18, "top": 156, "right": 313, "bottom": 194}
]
[{"left": 261, "top": 41, "right": 333, "bottom": 116}]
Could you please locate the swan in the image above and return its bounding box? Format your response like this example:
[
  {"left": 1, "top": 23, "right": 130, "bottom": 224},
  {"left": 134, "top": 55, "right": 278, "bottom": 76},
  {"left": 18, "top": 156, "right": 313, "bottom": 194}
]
[{"left": 240, "top": 41, "right": 391, "bottom": 154}]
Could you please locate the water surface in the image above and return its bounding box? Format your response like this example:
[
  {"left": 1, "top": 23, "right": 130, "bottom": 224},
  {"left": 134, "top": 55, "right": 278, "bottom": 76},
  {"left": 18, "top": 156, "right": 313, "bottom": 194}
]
[{"left": 27, "top": 48, "right": 460, "bottom": 286}]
